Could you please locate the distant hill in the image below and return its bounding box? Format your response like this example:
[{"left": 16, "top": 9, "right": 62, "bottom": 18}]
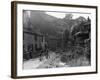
[{"left": 23, "top": 11, "right": 88, "bottom": 38}]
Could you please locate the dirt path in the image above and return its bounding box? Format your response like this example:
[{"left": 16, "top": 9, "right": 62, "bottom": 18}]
[{"left": 23, "top": 51, "right": 90, "bottom": 69}]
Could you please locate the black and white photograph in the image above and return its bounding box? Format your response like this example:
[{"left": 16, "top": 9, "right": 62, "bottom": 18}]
[
  {"left": 11, "top": 1, "right": 97, "bottom": 78},
  {"left": 23, "top": 10, "right": 91, "bottom": 69}
]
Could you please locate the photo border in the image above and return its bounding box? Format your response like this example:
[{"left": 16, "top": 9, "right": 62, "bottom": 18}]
[{"left": 11, "top": 1, "right": 98, "bottom": 79}]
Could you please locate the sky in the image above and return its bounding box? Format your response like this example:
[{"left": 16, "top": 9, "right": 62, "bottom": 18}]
[{"left": 45, "top": 11, "right": 91, "bottom": 19}]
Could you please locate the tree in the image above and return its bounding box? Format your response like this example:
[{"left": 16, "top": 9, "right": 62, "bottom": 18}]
[
  {"left": 64, "top": 14, "right": 73, "bottom": 20},
  {"left": 63, "top": 29, "right": 70, "bottom": 49}
]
